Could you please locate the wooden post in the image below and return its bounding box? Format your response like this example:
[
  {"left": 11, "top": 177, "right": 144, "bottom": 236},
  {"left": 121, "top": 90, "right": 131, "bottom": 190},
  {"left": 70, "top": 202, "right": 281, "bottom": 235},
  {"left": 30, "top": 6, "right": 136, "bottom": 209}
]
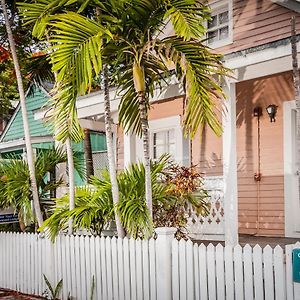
[
  {"left": 223, "top": 81, "right": 239, "bottom": 246},
  {"left": 155, "top": 227, "right": 176, "bottom": 300},
  {"left": 83, "top": 128, "right": 94, "bottom": 178},
  {"left": 123, "top": 130, "right": 136, "bottom": 168},
  {"left": 291, "top": 16, "right": 300, "bottom": 209}
]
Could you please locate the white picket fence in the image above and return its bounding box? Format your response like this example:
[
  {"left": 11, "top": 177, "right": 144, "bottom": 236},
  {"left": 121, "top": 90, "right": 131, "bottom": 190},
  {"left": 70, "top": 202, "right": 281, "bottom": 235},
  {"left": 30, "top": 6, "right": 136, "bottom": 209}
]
[{"left": 0, "top": 230, "right": 300, "bottom": 300}]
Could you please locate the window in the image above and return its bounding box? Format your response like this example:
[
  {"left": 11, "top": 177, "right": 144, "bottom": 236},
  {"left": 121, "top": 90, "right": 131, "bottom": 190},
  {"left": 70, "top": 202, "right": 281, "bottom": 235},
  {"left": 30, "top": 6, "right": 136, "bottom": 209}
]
[
  {"left": 207, "top": 1, "right": 232, "bottom": 47},
  {"left": 152, "top": 129, "right": 175, "bottom": 160}
]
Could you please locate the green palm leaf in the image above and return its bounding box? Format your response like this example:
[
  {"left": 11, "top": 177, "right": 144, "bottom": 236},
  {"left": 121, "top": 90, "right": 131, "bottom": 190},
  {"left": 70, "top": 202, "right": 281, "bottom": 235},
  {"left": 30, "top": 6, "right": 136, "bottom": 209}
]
[
  {"left": 164, "top": 0, "right": 211, "bottom": 41},
  {"left": 48, "top": 12, "right": 112, "bottom": 95}
]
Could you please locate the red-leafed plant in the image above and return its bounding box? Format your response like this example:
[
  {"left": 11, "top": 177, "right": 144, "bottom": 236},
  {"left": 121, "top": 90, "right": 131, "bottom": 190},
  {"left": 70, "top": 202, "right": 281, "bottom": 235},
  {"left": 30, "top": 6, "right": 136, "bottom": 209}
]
[{"left": 153, "top": 162, "right": 210, "bottom": 239}]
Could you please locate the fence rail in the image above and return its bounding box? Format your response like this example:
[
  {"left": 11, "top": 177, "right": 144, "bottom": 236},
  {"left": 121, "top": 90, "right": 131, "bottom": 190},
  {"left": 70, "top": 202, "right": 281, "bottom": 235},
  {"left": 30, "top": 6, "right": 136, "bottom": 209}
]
[{"left": 0, "top": 231, "right": 299, "bottom": 300}]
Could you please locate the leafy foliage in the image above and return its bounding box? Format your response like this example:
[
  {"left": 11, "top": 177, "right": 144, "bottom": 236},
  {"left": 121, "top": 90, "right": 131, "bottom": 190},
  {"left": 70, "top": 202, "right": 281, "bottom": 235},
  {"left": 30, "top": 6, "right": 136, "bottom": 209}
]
[
  {"left": 18, "top": 0, "right": 229, "bottom": 141},
  {"left": 0, "top": 147, "right": 83, "bottom": 228},
  {"left": 0, "top": 1, "right": 53, "bottom": 117},
  {"left": 154, "top": 164, "right": 210, "bottom": 239},
  {"left": 41, "top": 155, "right": 210, "bottom": 240},
  {"left": 42, "top": 274, "right": 63, "bottom": 300}
]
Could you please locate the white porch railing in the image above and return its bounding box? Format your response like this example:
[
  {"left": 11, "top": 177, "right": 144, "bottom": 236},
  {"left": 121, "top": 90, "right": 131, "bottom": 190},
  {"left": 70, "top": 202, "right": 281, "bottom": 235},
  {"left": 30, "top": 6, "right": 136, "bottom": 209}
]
[
  {"left": 187, "top": 176, "right": 225, "bottom": 240},
  {"left": 0, "top": 231, "right": 300, "bottom": 300}
]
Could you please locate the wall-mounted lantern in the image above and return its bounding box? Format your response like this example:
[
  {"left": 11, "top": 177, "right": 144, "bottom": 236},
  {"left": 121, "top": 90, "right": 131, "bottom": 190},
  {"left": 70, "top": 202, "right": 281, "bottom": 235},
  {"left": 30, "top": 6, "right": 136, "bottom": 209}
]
[{"left": 266, "top": 104, "right": 278, "bottom": 122}]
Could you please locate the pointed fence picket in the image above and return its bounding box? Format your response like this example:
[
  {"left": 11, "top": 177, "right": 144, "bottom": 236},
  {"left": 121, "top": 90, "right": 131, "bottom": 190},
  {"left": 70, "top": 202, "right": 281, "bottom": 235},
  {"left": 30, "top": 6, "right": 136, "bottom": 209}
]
[
  {"left": 0, "top": 232, "right": 300, "bottom": 300},
  {"left": 172, "top": 240, "right": 300, "bottom": 300}
]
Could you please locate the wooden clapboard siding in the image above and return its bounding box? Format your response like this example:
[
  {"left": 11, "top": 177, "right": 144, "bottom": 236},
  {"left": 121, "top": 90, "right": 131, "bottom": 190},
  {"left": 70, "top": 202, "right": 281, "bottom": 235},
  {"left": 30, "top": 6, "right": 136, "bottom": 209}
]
[
  {"left": 236, "top": 71, "right": 295, "bottom": 236},
  {"left": 218, "top": 0, "right": 300, "bottom": 54},
  {"left": 2, "top": 87, "right": 51, "bottom": 142},
  {"left": 148, "top": 96, "right": 184, "bottom": 121},
  {"left": 192, "top": 126, "right": 223, "bottom": 176}
]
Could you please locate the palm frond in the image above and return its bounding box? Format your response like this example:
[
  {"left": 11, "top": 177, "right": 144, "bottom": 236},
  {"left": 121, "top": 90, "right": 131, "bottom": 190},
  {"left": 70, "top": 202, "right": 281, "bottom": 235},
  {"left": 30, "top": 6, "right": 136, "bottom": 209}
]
[
  {"left": 25, "top": 54, "right": 54, "bottom": 96},
  {"left": 155, "top": 37, "right": 229, "bottom": 136},
  {"left": 18, "top": 0, "right": 72, "bottom": 38},
  {"left": 118, "top": 53, "right": 169, "bottom": 135},
  {"left": 48, "top": 82, "right": 84, "bottom": 143},
  {"left": 164, "top": 0, "right": 210, "bottom": 41},
  {"left": 48, "top": 12, "right": 112, "bottom": 95}
]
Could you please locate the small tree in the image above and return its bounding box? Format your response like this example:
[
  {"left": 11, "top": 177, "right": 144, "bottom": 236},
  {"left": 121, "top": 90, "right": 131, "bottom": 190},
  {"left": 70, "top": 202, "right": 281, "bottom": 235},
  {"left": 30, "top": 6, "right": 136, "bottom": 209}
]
[{"left": 1, "top": 0, "right": 43, "bottom": 227}]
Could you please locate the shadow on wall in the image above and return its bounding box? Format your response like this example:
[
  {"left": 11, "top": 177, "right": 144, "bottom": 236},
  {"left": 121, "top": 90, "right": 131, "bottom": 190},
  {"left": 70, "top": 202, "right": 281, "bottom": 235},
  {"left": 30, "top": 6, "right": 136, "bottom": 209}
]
[
  {"left": 197, "top": 125, "right": 223, "bottom": 176},
  {"left": 236, "top": 72, "right": 294, "bottom": 237}
]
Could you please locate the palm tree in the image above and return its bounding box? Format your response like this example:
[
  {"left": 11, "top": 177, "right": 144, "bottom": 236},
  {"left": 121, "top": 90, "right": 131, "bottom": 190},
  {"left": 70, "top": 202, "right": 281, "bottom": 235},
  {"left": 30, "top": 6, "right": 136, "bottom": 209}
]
[
  {"left": 1, "top": 0, "right": 43, "bottom": 227},
  {"left": 103, "top": 65, "right": 126, "bottom": 237},
  {"left": 18, "top": 0, "right": 126, "bottom": 236},
  {"left": 19, "top": 0, "right": 227, "bottom": 220},
  {"left": 17, "top": 1, "right": 86, "bottom": 232},
  {"left": 45, "top": 1, "right": 227, "bottom": 215}
]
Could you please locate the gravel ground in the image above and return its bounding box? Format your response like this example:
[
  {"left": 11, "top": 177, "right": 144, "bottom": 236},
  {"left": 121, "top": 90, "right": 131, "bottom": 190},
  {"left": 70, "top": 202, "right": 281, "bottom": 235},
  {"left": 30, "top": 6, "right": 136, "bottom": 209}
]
[{"left": 0, "top": 289, "right": 43, "bottom": 299}]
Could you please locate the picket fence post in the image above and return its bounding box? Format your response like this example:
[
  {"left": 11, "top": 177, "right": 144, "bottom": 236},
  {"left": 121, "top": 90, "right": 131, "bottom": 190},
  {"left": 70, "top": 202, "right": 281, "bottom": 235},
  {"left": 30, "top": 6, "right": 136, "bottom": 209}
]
[{"left": 155, "top": 227, "right": 176, "bottom": 300}]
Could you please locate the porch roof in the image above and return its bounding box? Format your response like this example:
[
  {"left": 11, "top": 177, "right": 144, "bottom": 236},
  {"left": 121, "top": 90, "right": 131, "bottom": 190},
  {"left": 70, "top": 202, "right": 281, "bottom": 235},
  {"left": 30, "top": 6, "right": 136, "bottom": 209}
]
[{"left": 271, "top": 0, "right": 300, "bottom": 13}]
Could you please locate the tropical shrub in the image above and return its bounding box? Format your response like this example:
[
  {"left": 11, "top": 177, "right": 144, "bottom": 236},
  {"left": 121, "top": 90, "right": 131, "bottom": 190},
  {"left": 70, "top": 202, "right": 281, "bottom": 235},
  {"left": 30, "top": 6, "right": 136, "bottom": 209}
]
[
  {"left": 0, "top": 147, "right": 84, "bottom": 230},
  {"left": 154, "top": 164, "right": 210, "bottom": 239},
  {"left": 42, "top": 155, "right": 210, "bottom": 240}
]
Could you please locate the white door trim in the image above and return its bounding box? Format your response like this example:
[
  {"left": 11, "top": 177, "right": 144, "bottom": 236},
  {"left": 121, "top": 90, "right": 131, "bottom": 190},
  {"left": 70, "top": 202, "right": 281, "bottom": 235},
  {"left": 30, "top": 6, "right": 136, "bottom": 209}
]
[{"left": 283, "top": 100, "right": 300, "bottom": 238}]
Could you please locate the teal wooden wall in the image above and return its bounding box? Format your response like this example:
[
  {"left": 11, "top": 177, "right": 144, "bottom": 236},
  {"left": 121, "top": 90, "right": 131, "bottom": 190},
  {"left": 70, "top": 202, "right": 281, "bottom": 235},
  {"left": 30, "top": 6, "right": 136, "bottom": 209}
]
[{"left": 2, "top": 89, "right": 52, "bottom": 142}]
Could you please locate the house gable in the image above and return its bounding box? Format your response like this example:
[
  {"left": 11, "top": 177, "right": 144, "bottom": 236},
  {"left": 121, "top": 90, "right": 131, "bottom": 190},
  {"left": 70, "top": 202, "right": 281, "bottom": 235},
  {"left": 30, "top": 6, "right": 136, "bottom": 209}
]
[{"left": 0, "top": 87, "right": 52, "bottom": 142}]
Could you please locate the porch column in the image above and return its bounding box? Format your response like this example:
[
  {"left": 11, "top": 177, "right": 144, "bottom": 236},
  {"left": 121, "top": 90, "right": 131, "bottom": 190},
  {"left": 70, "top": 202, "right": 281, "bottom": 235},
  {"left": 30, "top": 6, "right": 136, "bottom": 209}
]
[
  {"left": 123, "top": 130, "right": 136, "bottom": 168},
  {"left": 222, "top": 80, "right": 239, "bottom": 246}
]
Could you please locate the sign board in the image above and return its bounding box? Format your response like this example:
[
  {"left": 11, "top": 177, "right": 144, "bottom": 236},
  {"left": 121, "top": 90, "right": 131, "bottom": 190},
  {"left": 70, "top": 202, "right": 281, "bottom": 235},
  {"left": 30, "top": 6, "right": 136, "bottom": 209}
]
[
  {"left": 293, "top": 248, "right": 300, "bottom": 283},
  {"left": 0, "top": 208, "right": 18, "bottom": 224}
]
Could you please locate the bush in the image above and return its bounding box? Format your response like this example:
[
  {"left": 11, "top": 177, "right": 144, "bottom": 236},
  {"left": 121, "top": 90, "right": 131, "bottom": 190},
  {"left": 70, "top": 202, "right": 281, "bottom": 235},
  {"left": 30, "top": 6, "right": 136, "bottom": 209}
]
[{"left": 42, "top": 155, "right": 210, "bottom": 240}]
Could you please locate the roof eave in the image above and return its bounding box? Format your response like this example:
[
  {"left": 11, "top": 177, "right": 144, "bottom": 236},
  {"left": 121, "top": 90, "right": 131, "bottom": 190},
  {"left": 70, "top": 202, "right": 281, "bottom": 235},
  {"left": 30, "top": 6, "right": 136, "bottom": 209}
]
[{"left": 271, "top": 0, "right": 300, "bottom": 13}]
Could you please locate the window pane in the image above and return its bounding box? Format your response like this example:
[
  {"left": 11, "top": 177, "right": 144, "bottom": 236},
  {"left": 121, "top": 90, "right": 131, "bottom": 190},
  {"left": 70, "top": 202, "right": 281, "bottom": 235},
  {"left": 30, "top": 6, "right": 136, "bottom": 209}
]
[
  {"left": 168, "top": 130, "right": 175, "bottom": 143},
  {"left": 208, "top": 15, "right": 217, "bottom": 29},
  {"left": 207, "top": 30, "right": 218, "bottom": 43},
  {"left": 154, "top": 145, "right": 165, "bottom": 159},
  {"left": 153, "top": 132, "right": 165, "bottom": 146},
  {"left": 219, "top": 26, "right": 229, "bottom": 39},
  {"left": 219, "top": 11, "right": 229, "bottom": 24},
  {"left": 169, "top": 143, "right": 176, "bottom": 157}
]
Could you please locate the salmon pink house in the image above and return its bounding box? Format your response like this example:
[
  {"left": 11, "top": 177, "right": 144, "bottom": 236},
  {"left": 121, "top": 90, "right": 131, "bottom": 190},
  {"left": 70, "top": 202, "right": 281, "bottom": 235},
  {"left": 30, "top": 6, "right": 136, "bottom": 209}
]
[{"left": 32, "top": 0, "right": 300, "bottom": 245}]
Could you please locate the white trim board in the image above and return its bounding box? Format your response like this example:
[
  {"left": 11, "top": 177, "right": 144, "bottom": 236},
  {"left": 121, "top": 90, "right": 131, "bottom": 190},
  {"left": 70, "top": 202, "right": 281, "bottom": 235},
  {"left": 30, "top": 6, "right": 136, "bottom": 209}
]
[
  {"left": 0, "top": 136, "right": 54, "bottom": 152},
  {"left": 34, "top": 79, "right": 184, "bottom": 121},
  {"left": 225, "top": 40, "right": 300, "bottom": 70},
  {"left": 283, "top": 100, "right": 300, "bottom": 238}
]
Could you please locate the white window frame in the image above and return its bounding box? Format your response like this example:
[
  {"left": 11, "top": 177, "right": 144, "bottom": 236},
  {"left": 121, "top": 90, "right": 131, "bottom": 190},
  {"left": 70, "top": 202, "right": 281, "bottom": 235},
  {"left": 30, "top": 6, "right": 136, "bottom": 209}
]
[
  {"left": 207, "top": 0, "right": 233, "bottom": 49},
  {"left": 152, "top": 129, "right": 176, "bottom": 160},
  {"left": 147, "top": 115, "right": 190, "bottom": 166}
]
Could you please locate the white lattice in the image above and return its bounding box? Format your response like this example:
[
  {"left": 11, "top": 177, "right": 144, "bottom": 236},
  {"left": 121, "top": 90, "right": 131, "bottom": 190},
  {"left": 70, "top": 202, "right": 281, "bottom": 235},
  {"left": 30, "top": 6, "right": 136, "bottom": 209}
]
[{"left": 187, "top": 176, "right": 225, "bottom": 240}]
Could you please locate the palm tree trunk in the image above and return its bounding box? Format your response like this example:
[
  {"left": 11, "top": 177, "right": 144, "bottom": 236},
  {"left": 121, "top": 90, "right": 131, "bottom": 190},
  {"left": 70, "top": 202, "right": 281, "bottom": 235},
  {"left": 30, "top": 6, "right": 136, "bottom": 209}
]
[
  {"left": 103, "top": 65, "right": 125, "bottom": 238},
  {"left": 138, "top": 92, "right": 153, "bottom": 218},
  {"left": 291, "top": 16, "right": 300, "bottom": 203},
  {"left": 1, "top": 0, "right": 43, "bottom": 227},
  {"left": 65, "top": 138, "right": 75, "bottom": 233},
  {"left": 47, "top": 31, "right": 76, "bottom": 233}
]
